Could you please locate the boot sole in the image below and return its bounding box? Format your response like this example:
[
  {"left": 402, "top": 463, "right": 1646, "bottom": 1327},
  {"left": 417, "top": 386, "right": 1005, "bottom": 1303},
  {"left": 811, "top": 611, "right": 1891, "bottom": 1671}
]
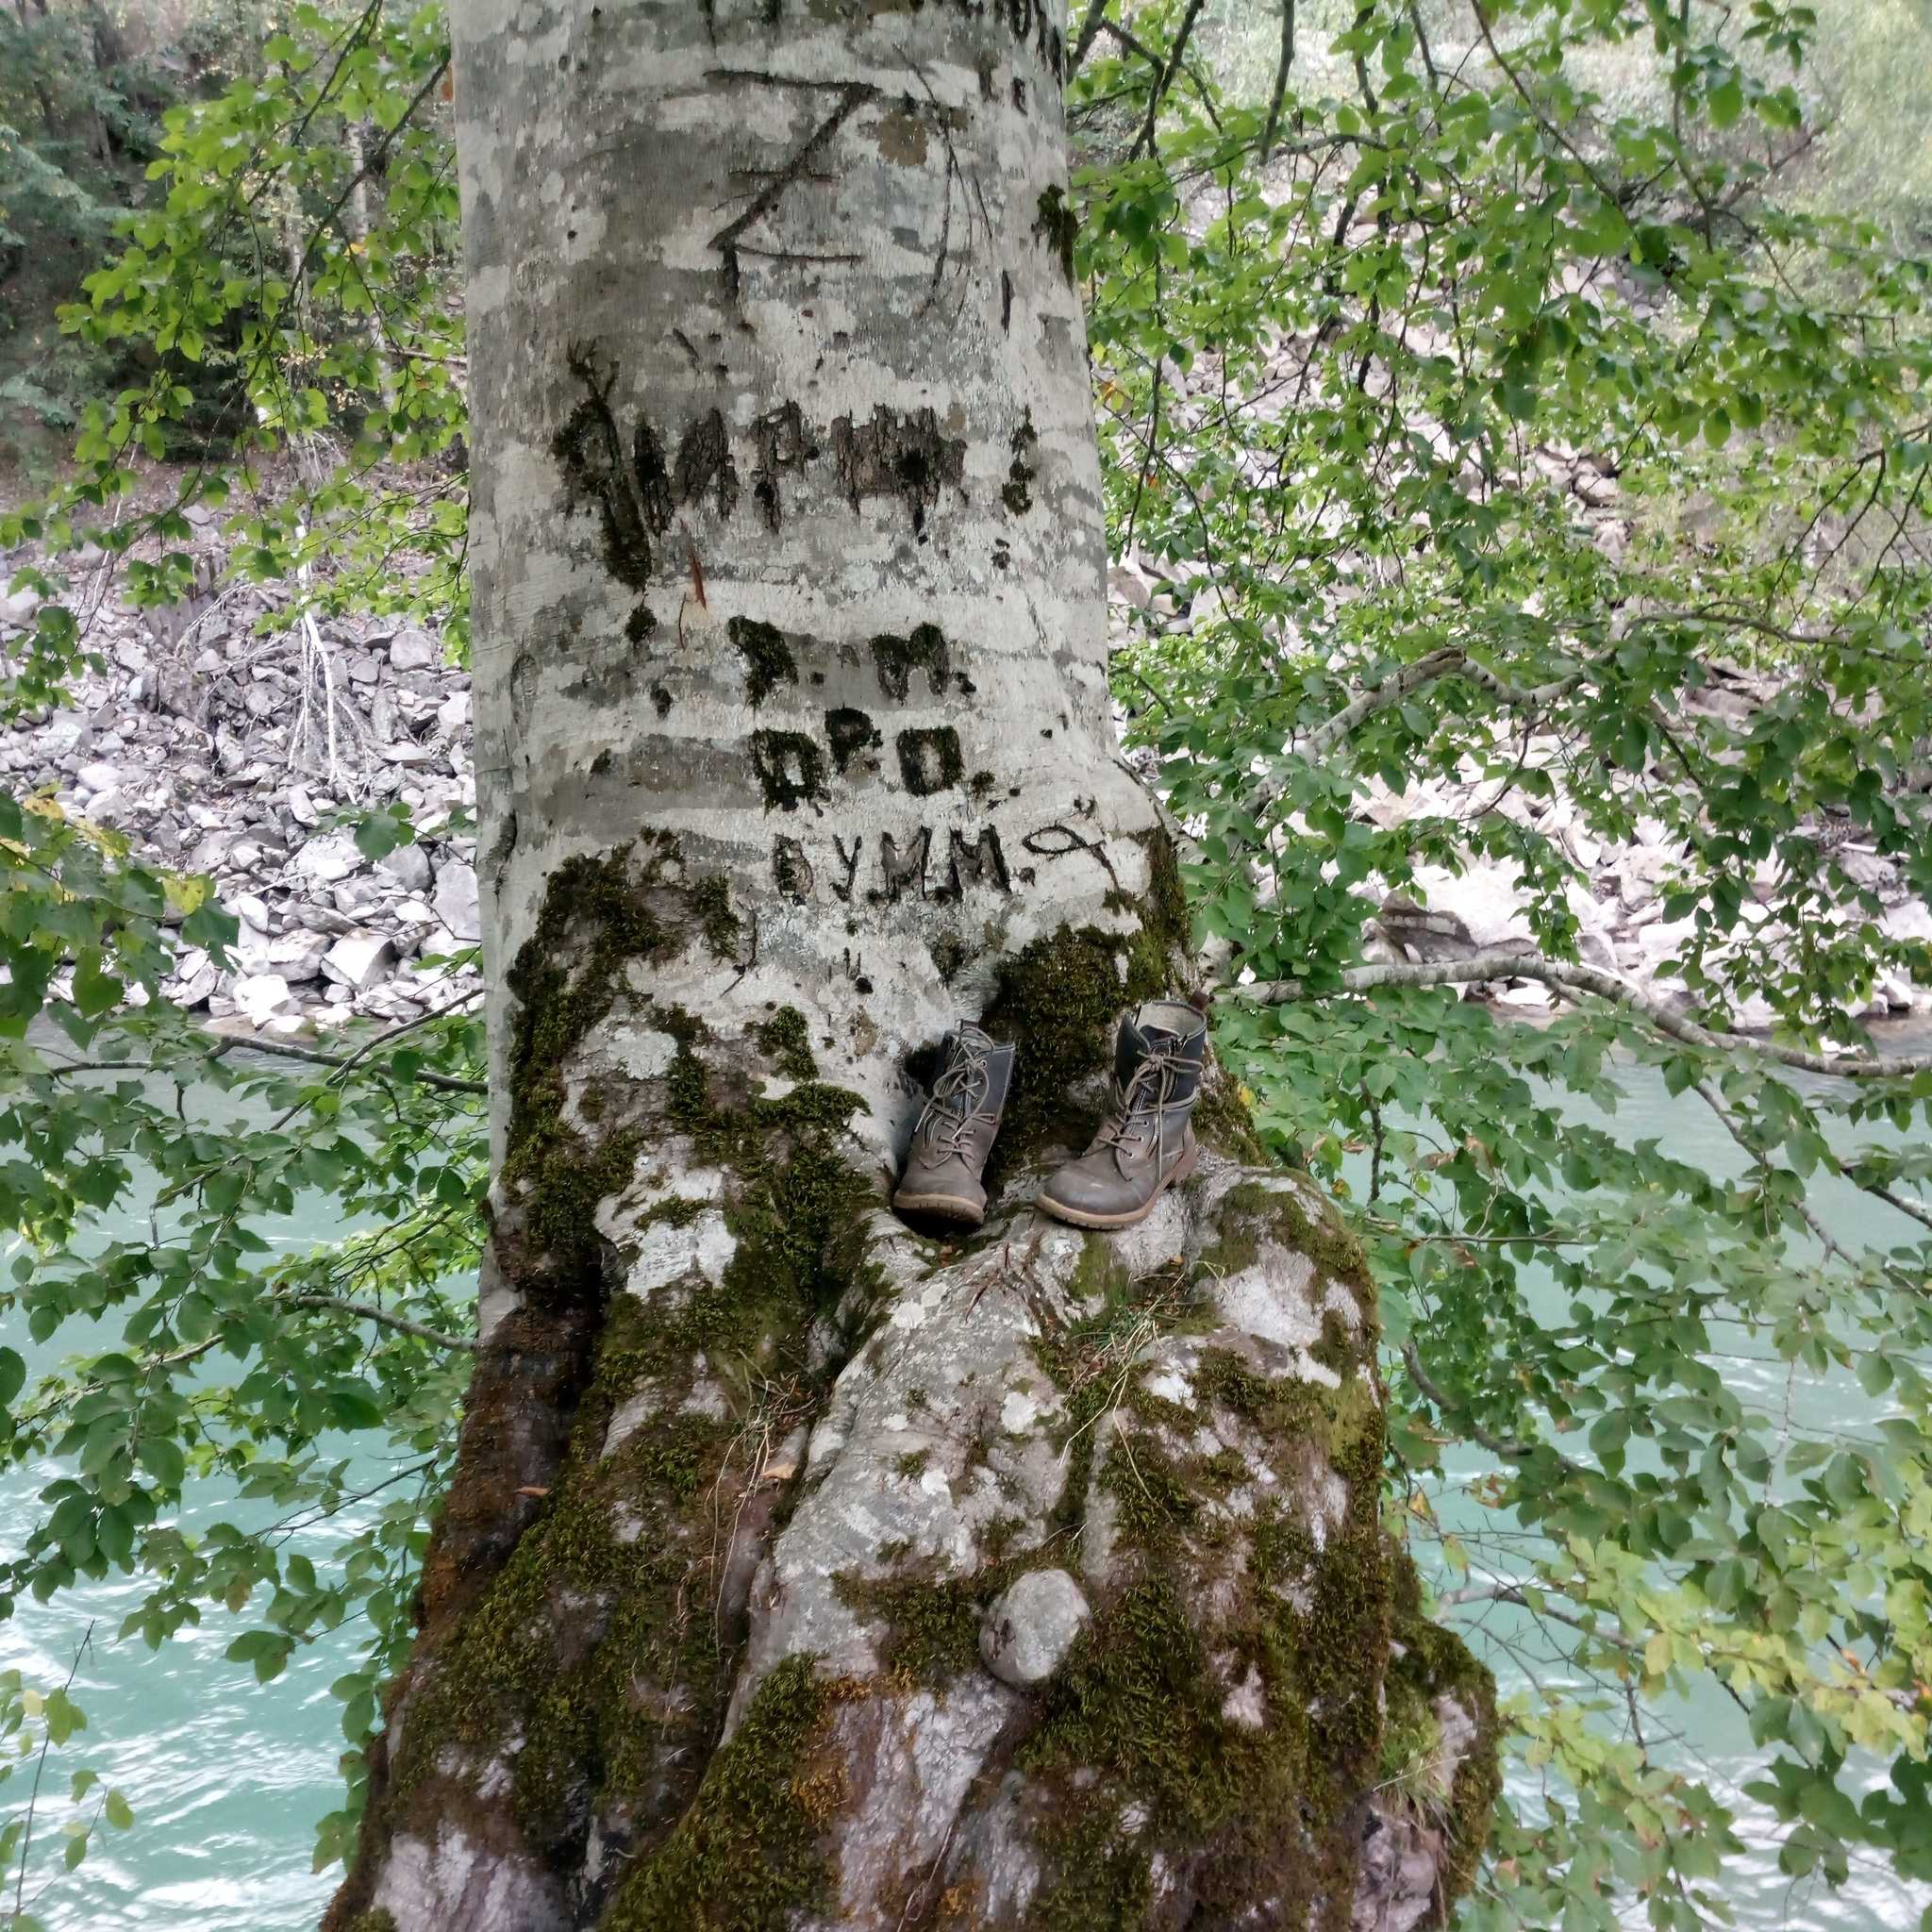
[
  {"left": 1036, "top": 1143, "right": 1199, "bottom": 1230},
  {"left": 892, "top": 1190, "right": 986, "bottom": 1227}
]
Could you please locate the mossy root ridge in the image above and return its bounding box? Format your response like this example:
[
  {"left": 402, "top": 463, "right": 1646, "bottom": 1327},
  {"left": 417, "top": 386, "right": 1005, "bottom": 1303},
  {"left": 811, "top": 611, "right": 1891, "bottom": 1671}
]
[
  {"left": 327, "top": 841, "right": 870, "bottom": 1932},
  {"left": 750, "top": 1171, "right": 1498, "bottom": 1931}
]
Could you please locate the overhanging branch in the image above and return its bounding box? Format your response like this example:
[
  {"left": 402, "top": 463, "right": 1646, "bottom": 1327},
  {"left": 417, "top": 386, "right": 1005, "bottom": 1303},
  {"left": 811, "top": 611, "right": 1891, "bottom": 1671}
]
[
  {"left": 1242, "top": 951, "right": 1932, "bottom": 1079},
  {"left": 279, "top": 1291, "right": 476, "bottom": 1353},
  {"left": 1248, "top": 646, "right": 1588, "bottom": 814}
]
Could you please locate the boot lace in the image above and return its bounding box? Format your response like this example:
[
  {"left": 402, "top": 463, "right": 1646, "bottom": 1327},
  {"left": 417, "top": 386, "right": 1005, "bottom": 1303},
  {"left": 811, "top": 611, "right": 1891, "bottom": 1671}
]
[
  {"left": 916, "top": 1038, "right": 994, "bottom": 1158},
  {"left": 1094, "top": 1043, "right": 1190, "bottom": 1170}
]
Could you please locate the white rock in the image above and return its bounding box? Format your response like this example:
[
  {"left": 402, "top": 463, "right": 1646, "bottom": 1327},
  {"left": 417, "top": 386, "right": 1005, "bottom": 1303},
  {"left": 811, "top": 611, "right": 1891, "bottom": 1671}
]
[
  {"left": 414, "top": 923, "right": 466, "bottom": 962},
  {"left": 291, "top": 829, "right": 364, "bottom": 886},
  {"left": 380, "top": 740, "right": 439, "bottom": 766},
  {"left": 323, "top": 931, "right": 396, "bottom": 991},
  {"left": 387, "top": 627, "right": 439, "bottom": 672},
  {"left": 356, "top": 984, "right": 425, "bottom": 1021},
  {"left": 230, "top": 922, "right": 274, "bottom": 974},
  {"left": 232, "top": 973, "right": 298, "bottom": 1026},
  {"left": 268, "top": 931, "right": 332, "bottom": 982},
  {"left": 75, "top": 760, "right": 125, "bottom": 794},
  {"left": 166, "top": 960, "right": 220, "bottom": 1008},
  {"left": 433, "top": 858, "right": 481, "bottom": 941},
  {"left": 286, "top": 784, "right": 320, "bottom": 827},
  {"left": 1495, "top": 980, "right": 1554, "bottom": 1009},
  {"left": 979, "top": 1570, "right": 1091, "bottom": 1689},
  {"left": 0, "top": 588, "right": 41, "bottom": 626},
  {"left": 1882, "top": 901, "right": 1932, "bottom": 946},
  {"left": 436, "top": 691, "right": 471, "bottom": 735},
  {"left": 333, "top": 876, "right": 388, "bottom": 918}
]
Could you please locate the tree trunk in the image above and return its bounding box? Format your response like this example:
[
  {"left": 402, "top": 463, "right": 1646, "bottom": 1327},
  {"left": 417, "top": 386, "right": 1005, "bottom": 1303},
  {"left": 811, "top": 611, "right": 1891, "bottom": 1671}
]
[{"left": 325, "top": 3, "right": 1497, "bottom": 1929}]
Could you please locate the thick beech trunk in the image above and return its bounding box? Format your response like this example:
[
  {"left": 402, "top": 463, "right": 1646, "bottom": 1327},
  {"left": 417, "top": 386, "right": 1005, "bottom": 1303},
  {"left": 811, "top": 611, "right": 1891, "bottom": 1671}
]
[{"left": 325, "top": 3, "right": 1497, "bottom": 1928}]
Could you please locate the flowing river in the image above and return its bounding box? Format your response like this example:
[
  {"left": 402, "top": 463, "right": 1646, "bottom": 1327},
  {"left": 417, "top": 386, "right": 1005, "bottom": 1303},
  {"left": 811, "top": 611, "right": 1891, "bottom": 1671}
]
[{"left": 1, "top": 1032, "right": 1926, "bottom": 1930}]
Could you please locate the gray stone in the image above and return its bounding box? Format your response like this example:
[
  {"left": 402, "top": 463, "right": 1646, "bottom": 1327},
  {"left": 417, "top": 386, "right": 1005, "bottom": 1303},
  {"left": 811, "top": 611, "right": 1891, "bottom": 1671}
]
[
  {"left": 323, "top": 931, "right": 396, "bottom": 991},
  {"left": 978, "top": 1569, "right": 1090, "bottom": 1689},
  {"left": 379, "top": 739, "right": 440, "bottom": 766},
  {"left": 232, "top": 973, "right": 298, "bottom": 1026},
  {"left": 75, "top": 759, "right": 125, "bottom": 794},
  {"left": 333, "top": 875, "right": 388, "bottom": 918},
  {"left": 433, "top": 858, "right": 481, "bottom": 941},
  {"left": 378, "top": 842, "right": 434, "bottom": 893},
  {"left": 268, "top": 930, "right": 332, "bottom": 982},
  {"left": 387, "top": 626, "right": 439, "bottom": 672},
  {"left": 291, "top": 829, "right": 364, "bottom": 886}
]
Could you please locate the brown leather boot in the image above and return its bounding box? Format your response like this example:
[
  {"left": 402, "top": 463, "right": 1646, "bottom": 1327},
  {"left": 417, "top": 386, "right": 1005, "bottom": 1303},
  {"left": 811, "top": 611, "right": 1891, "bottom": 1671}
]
[
  {"left": 892, "top": 1024, "right": 1014, "bottom": 1227},
  {"left": 1037, "top": 1001, "right": 1208, "bottom": 1229}
]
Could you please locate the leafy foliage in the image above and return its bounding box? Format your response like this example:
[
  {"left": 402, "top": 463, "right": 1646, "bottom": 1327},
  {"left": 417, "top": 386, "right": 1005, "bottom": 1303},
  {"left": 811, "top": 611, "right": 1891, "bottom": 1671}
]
[
  {"left": 1, "top": 1, "right": 291, "bottom": 465},
  {"left": 1074, "top": 0, "right": 1932, "bottom": 1923},
  {"left": 0, "top": 697, "right": 485, "bottom": 1889}
]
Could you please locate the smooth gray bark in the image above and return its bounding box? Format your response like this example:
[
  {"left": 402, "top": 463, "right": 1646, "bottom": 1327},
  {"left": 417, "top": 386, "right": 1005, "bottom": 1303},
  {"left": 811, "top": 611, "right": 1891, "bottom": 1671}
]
[{"left": 457, "top": 0, "right": 1157, "bottom": 1174}]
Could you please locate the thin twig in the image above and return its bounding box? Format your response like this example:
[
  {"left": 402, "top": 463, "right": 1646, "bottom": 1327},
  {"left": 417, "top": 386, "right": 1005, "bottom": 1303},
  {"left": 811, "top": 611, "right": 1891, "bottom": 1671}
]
[
  {"left": 10, "top": 1622, "right": 94, "bottom": 1922},
  {"left": 1401, "top": 1341, "right": 1548, "bottom": 1463}
]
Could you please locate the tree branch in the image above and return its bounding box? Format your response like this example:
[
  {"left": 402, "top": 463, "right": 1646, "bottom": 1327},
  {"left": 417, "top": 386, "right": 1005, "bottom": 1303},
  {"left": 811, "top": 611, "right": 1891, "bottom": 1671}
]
[
  {"left": 231, "top": 1026, "right": 487, "bottom": 1095},
  {"left": 1856, "top": 1180, "right": 1932, "bottom": 1237},
  {"left": 1436, "top": 1580, "right": 1641, "bottom": 1651},
  {"left": 1243, "top": 951, "right": 1932, "bottom": 1079},
  {"left": 1259, "top": 0, "right": 1296, "bottom": 164},
  {"left": 1069, "top": 0, "right": 1110, "bottom": 75},
  {"left": 1257, "top": 648, "right": 1586, "bottom": 809},
  {"left": 1693, "top": 1078, "right": 1850, "bottom": 1267},
  {"left": 279, "top": 1291, "right": 476, "bottom": 1353},
  {"left": 1129, "top": 0, "right": 1208, "bottom": 161},
  {"left": 1401, "top": 1340, "right": 1545, "bottom": 1462}
]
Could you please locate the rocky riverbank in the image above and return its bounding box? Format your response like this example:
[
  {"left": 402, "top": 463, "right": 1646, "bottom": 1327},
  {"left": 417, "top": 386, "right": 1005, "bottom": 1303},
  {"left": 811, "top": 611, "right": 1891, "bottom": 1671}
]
[
  {"left": 3, "top": 459, "right": 1926, "bottom": 1042},
  {"left": 0, "top": 519, "right": 482, "bottom": 1041}
]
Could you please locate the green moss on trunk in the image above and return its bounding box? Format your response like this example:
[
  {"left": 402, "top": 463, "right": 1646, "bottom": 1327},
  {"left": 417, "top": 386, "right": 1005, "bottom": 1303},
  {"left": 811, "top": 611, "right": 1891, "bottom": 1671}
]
[
  {"left": 1387, "top": 1556, "right": 1503, "bottom": 1899},
  {"left": 605, "top": 1655, "right": 842, "bottom": 1931},
  {"left": 497, "top": 836, "right": 742, "bottom": 1302},
  {"left": 355, "top": 839, "right": 874, "bottom": 1915}
]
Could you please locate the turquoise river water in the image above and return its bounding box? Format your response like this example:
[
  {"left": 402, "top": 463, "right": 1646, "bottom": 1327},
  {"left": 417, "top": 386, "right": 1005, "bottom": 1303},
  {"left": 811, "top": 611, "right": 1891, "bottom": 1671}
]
[{"left": 1, "top": 1034, "right": 1928, "bottom": 1929}]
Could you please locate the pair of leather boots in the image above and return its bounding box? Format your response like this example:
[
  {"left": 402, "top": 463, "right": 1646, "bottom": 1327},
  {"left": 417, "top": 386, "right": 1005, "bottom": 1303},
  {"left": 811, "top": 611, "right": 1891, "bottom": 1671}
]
[{"left": 892, "top": 1000, "right": 1209, "bottom": 1230}]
